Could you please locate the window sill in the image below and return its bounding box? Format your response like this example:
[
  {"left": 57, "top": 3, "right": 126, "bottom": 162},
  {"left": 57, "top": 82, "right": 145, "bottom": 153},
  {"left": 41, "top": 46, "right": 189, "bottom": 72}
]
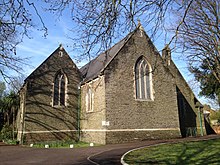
[
  {"left": 53, "top": 105, "right": 66, "bottom": 108},
  {"left": 135, "top": 99, "right": 154, "bottom": 102},
  {"left": 86, "top": 111, "right": 94, "bottom": 113}
]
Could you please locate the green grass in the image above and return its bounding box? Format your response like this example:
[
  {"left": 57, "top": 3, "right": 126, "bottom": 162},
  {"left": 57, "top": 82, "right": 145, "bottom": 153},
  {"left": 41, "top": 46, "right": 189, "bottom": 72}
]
[
  {"left": 124, "top": 139, "right": 220, "bottom": 165},
  {"left": 3, "top": 139, "right": 19, "bottom": 145},
  {"left": 29, "top": 141, "right": 95, "bottom": 148}
]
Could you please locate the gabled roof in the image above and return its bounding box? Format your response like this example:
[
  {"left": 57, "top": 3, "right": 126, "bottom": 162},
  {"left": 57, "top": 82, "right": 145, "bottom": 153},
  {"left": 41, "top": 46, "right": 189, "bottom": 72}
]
[
  {"left": 80, "top": 27, "right": 140, "bottom": 83},
  {"left": 24, "top": 44, "right": 74, "bottom": 82}
]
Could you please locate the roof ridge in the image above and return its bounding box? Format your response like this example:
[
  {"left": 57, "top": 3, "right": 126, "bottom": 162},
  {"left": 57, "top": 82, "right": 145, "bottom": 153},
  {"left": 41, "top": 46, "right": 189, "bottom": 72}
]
[
  {"left": 24, "top": 45, "right": 71, "bottom": 82},
  {"left": 80, "top": 27, "right": 140, "bottom": 83}
]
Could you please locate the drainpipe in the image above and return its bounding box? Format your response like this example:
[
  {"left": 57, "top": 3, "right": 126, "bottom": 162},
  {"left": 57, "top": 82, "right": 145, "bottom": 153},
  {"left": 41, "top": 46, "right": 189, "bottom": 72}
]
[
  {"left": 195, "top": 102, "right": 204, "bottom": 136},
  {"left": 20, "top": 100, "right": 25, "bottom": 145},
  {"left": 77, "top": 82, "right": 82, "bottom": 141},
  {"left": 21, "top": 115, "right": 25, "bottom": 145},
  {"left": 21, "top": 83, "right": 28, "bottom": 145}
]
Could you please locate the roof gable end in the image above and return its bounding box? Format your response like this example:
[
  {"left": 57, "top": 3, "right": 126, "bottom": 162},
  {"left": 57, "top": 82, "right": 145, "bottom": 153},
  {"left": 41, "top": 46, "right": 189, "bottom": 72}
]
[
  {"left": 80, "top": 25, "right": 147, "bottom": 83},
  {"left": 25, "top": 45, "right": 77, "bottom": 82}
]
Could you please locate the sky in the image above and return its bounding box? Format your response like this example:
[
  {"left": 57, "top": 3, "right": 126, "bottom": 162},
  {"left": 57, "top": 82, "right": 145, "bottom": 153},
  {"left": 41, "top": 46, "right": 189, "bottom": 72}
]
[
  {"left": 16, "top": 4, "right": 76, "bottom": 75},
  {"left": 16, "top": 7, "right": 190, "bottom": 76},
  {"left": 13, "top": 2, "right": 209, "bottom": 106}
]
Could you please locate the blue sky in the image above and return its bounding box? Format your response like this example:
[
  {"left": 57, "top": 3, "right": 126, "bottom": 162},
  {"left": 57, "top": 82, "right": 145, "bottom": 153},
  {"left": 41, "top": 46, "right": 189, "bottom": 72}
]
[
  {"left": 17, "top": 23, "right": 192, "bottom": 83},
  {"left": 16, "top": 5, "right": 76, "bottom": 75},
  {"left": 13, "top": 3, "right": 208, "bottom": 105},
  {"left": 16, "top": 10, "right": 190, "bottom": 77}
]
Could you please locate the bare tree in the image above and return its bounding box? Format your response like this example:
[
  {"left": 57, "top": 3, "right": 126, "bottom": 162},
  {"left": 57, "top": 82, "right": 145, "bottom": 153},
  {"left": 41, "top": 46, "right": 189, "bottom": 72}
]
[
  {"left": 8, "top": 75, "right": 26, "bottom": 93},
  {"left": 0, "top": 0, "right": 47, "bottom": 83},
  {"left": 2, "top": 0, "right": 219, "bottom": 104},
  {"left": 1, "top": 0, "right": 196, "bottom": 74},
  {"left": 43, "top": 0, "right": 195, "bottom": 60},
  {"left": 176, "top": 0, "right": 220, "bottom": 83},
  {"left": 40, "top": 0, "right": 220, "bottom": 106}
]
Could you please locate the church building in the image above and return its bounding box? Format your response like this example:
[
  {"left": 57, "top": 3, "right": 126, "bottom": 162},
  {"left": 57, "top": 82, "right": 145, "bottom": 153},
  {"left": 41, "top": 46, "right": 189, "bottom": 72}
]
[{"left": 16, "top": 24, "right": 209, "bottom": 144}]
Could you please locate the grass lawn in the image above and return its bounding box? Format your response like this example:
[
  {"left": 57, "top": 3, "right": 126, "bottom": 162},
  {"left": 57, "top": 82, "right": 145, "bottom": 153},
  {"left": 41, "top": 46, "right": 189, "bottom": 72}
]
[{"left": 124, "top": 138, "right": 220, "bottom": 165}]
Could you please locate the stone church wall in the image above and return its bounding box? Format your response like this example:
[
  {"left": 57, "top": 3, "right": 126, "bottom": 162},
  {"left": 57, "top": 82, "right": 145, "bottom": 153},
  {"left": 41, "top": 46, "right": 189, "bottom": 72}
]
[
  {"left": 17, "top": 28, "right": 207, "bottom": 144},
  {"left": 80, "top": 76, "right": 107, "bottom": 144},
  {"left": 169, "top": 61, "right": 206, "bottom": 136},
  {"left": 104, "top": 31, "right": 181, "bottom": 144},
  {"left": 20, "top": 47, "right": 81, "bottom": 144}
]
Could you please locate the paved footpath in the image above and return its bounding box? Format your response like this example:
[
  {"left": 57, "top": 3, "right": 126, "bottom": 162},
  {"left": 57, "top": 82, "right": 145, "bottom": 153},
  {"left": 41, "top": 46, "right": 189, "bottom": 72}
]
[{"left": 1, "top": 135, "right": 219, "bottom": 165}]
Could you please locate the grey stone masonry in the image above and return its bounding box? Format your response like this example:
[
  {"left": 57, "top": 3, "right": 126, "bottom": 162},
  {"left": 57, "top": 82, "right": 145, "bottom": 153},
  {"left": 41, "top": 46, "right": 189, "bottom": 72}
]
[{"left": 17, "top": 45, "right": 81, "bottom": 144}]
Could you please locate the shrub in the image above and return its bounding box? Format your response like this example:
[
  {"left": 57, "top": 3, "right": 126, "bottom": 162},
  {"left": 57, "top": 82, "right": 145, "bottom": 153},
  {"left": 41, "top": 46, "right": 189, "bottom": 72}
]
[
  {"left": 0, "top": 125, "right": 13, "bottom": 141},
  {"left": 210, "top": 111, "right": 220, "bottom": 125}
]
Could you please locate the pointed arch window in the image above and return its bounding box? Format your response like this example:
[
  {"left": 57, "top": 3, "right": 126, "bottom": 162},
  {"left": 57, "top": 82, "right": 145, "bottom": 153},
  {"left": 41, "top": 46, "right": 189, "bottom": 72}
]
[
  {"left": 53, "top": 71, "right": 67, "bottom": 106},
  {"left": 86, "top": 86, "right": 94, "bottom": 112},
  {"left": 135, "top": 57, "right": 153, "bottom": 100}
]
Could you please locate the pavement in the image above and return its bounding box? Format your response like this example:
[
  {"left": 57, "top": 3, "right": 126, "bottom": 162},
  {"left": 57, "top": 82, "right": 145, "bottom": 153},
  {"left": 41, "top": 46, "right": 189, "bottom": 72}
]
[{"left": 0, "top": 135, "right": 220, "bottom": 165}]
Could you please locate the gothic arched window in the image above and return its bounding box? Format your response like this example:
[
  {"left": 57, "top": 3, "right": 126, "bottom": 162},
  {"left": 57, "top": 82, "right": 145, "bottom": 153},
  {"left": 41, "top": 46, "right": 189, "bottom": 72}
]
[
  {"left": 53, "top": 71, "right": 67, "bottom": 106},
  {"left": 135, "top": 57, "right": 153, "bottom": 100},
  {"left": 86, "top": 87, "right": 94, "bottom": 112}
]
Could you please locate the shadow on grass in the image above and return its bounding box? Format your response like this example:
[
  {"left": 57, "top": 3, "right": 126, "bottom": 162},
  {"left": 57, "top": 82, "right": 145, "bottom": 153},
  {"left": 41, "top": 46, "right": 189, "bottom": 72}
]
[{"left": 125, "top": 139, "right": 220, "bottom": 164}]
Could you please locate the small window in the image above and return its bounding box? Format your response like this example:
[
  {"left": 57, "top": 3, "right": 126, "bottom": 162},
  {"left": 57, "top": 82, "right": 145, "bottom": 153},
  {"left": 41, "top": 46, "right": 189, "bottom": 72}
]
[
  {"left": 59, "top": 51, "right": 63, "bottom": 57},
  {"left": 135, "top": 57, "right": 153, "bottom": 100},
  {"left": 53, "top": 71, "right": 67, "bottom": 106},
  {"left": 86, "top": 87, "right": 94, "bottom": 112}
]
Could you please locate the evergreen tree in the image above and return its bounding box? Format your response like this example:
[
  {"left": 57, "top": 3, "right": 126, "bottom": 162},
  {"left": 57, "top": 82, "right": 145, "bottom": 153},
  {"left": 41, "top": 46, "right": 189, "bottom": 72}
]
[{"left": 191, "top": 60, "right": 220, "bottom": 105}]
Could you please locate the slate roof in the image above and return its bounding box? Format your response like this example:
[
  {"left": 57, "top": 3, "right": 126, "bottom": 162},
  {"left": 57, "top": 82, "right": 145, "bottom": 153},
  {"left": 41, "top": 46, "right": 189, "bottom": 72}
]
[{"left": 80, "top": 28, "right": 137, "bottom": 83}]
